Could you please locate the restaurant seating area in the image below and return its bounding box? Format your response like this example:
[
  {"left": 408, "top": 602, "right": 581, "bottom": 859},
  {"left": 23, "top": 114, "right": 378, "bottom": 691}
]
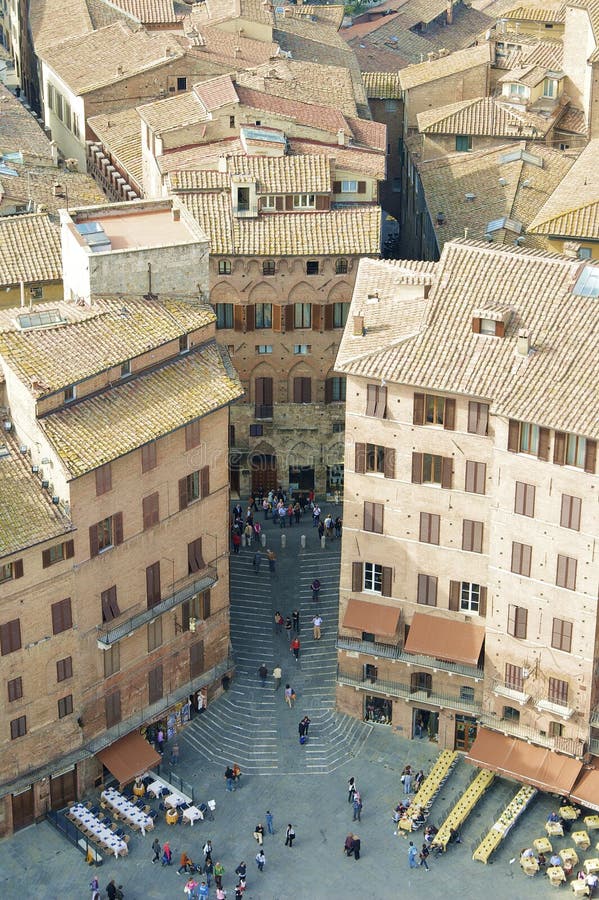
[
  {"left": 432, "top": 768, "right": 495, "bottom": 853},
  {"left": 472, "top": 784, "right": 537, "bottom": 863},
  {"left": 396, "top": 750, "right": 458, "bottom": 833}
]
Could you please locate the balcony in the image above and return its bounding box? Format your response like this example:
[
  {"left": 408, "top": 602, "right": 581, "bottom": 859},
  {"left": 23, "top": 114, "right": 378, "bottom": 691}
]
[
  {"left": 97, "top": 567, "right": 217, "bottom": 648},
  {"left": 492, "top": 680, "right": 531, "bottom": 705},
  {"left": 590, "top": 707, "right": 599, "bottom": 727},
  {"left": 535, "top": 698, "right": 575, "bottom": 720},
  {"left": 337, "top": 667, "right": 482, "bottom": 714},
  {"left": 479, "top": 712, "right": 585, "bottom": 757},
  {"left": 336, "top": 635, "right": 484, "bottom": 680},
  {"left": 591, "top": 738, "right": 599, "bottom": 755},
  {"left": 254, "top": 404, "right": 273, "bottom": 420}
]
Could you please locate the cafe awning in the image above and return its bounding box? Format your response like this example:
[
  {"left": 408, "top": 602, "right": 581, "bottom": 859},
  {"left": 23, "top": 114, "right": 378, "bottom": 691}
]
[
  {"left": 97, "top": 731, "right": 161, "bottom": 786},
  {"left": 403, "top": 612, "right": 485, "bottom": 666},
  {"left": 570, "top": 759, "right": 599, "bottom": 811},
  {"left": 342, "top": 599, "right": 401, "bottom": 638},
  {"left": 466, "top": 728, "right": 582, "bottom": 795}
]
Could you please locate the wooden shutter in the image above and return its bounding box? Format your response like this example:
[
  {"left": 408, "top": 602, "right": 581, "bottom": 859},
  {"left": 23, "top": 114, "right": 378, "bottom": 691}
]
[
  {"left": 519, "top": 543, "right": 532, "bottom": 577},
  {"left": 13, "top": 559, "right": 23, "bottom": 579},
  {"left": 381, "top": 566, "right": 392, "bottom": 598},
  {"left": 585, "top": 439, "right": 597, "bottom": 474},
  {"left": 105, "top": 691, "right": 121, "bottom": 728},
  {"left": 375, "top": 386, "right": 387, "bottom": 418},
  {"left": 201, "top": 465, "right": 210, "bottom": 498},
  {"left": 142, "top": 492, "right": 159, "bottom": 530},
  {"left": 284, "top": 305, "right": 294, "bottom": 331},
  {"left": 245, "top": 305, "right": 255, "bottom": 332},
  {"left": 366, "top": 384, "right": 377, "bottom": 416},
  {"left": 384, "top": 447, "right": 395, "bottom": 479},
  {"left": 42, "top": 549, "right": 52, "bottom": 568},
  {"left": 462, "top": 520, "right": 473, "bottom": 551},
  {"left": 413, "top": 392, "right": 425, "bottom": 425},
  {"left": 190, "top": 640, "right": 205, "bottom": 679},
  {"left": 141, "top": 441, "right": 157, "bottom": 472},
  {"left": 441, "top": 456, "right": 453, "bottom": 489},
  {"left": 275, "top": 196, "right": 283, "bottom": 211},
  {"left": 472, "top": 317, "right": 481, "bottom": 334},
  {"left": 101, "top": 586, "right": 120, "bottom": 622},
  {"left": 95, "top": 463, "right": 112, "bottom": 496},
  {"left": 538, "top": 427, "right": 550, "bottom": 461},
  {"left": 185, "top": 420, "right": 201, "bottom": 450},
  {"left": 553, "top": 431, "right": 566, "bottom": 465},
  {"left": 479, "top": 586, "right": 487, "bottom": 617},
  {"left": 0, "top": 619, "right": 21, "bottom": 654},
  {"left": 148, "top": 665, "right": 163, "bottom": 704},
  {"left": 444, "top": 398, "right": 456, "bottom": 430},
  {"left": 417, "top": 574, "right": 427, "bottom": 605},
  {"left": 233, "top": 305, "right": 244, "bottom": 332},
  {"left": 188, "top": 538, "right": 205, "bottom": 573},
  {"left": 373, "top": 503, "right": 384, "bottom": 534},
  {"left": 315, "top": 194, "right": 327, "bottom": 210},
  {"left": 357, "top": 181, "right": 366, "bottom": 193},
  {"left": 181, "top": 600, "right": 190, "bottom": 631},
  {"left": 65, "top": 540, "right": 74, "bottom": 559},
  {"left": 468, "top": 401, "right": 489, "bottom": 435},
  {"left": 495, "top": 320, "right": 505, "bottom": 338},
  {"left": 8, "top": 676, "right": 23, "bottom": 702},
  {"left": 411, "top": 452, "right": 423, "bottom": 484},
  {"left": 89, "top": 524, "right": 99, "bottom": 558},
  {"left": 352, "top": 562, "right": 363, "bottom": 592},
  {"left": 293, "top": 378, "right": 301, "bottom": 404},
  {"left": 560, "top": 494, "right": 581, "bottom": 531},
  {"left": 448, "top": 580, "right": 460, "bottom": 611},
  {"left": 179, "top": 476, "right": 188, "bottom": 511},
  {"left": 557, "top": 554, "right": 576, "bottom": 590},
  {"left": 363, "top": 502, "right": 373, "bottom": 532},
  {"left": 515, "top": 606, "right": 527, "bottom": 639},
  {"left": 312, "top": 304, "right": 323, "bottom": 332},
  {"left": 333, "top": 181, "right": 341, "bottom": 193},
  {"left": 507, "top": 419, "right": 519, "bottom": 452},
  {"left": 465, "top": 461, "right": 474, "bottom": 493},
  {"left": 324, "top": 305, "right": 334, "bottom": 330},
  {"left": 113, "top": 512, "right": 123, "bottom": 546},
  {"left": 146, "top": 562, "right": 161, "bottom": 608},
  {"left": 285, "top": 195, "right": 293, "bottom": 210},
  {"left": 355, "top": 443, "right": 366, "bottom": 474},
  {"left": 272, "top": 304, "right": 282, "bottom": 332},
  {"left": 325, "top": 379, "right": 333, "bottom": 403},
  {"left": 52, "top": 598, "right": 72, "bottom": 634},
  {"left": 201, "top": 590, "right": 211, "bottom": 619},
  {"left": 473, "top": 521, "right": 483, "bottom": 552}
]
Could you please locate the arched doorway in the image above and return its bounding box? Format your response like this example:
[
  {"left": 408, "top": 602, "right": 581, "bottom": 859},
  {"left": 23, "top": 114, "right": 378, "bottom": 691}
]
[{"left": 250, "top": 442, "right": 277, "bottom": 495}]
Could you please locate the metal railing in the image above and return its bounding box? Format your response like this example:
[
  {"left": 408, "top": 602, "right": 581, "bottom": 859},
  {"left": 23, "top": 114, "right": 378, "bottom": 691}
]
[
  {"left": 336, "top": 635, "right": 484, "bottom": 679},
  {"left": 158, "top": 768, "right": 195, "bottom": 803},
  {"left": 46, "top": 808, "right": 103, "bottom": 864},
  {"left": 337, "top": 635, "right": 401, "bottom": 660},
  {"left": 97, "top": 568, "right": 217, "bottom": 647},
  {"left": 491, "top": 679, "right": 531, "bottom": 704},
  {"left": 336, "top": 667, "right": 482, "bottom": 714},
  {"left": 479, "top": 712, "right": 585, "bottom": 757}
]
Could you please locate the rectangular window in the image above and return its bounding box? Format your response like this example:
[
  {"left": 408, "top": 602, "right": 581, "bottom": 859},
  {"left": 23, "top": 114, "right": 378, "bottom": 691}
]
[
  {"left": 101, "top": 586, "right": 120, "bottom": 623},
  {"left": 105, "top": 691, "right": 121, "bottom": 728},
  {"left": 294, "top": 303, "right": 312, "bottom": 328},
  {"left": 262, "top": 195, "right": 276, "bottom": 209},
  {"left": 332, "top": 422, "right": 344, "bottom": 433},
  {"left": 306, "top": 260, "right": 319, "bottom": 275},
  {"left": 58, "top": 695, "right": 73, "bottom": 718},
  {"left": 548, "top": 677, "right": 569, "bottom": 706},
  {"left": 566, "top": 433, "right": 586, "bottom": 468},
  {"left": 551, "top": 618, "right": 572, "bottom": 653},
  {"left": 413, "top": 392, "right": 455, "bottom": 429},
  {"left": 249, "top": 424, "right": 263, "bottom": 437},
  {"left": 419, "top": 512, "right": 440, "bottom": 545},
  {"left": 89, "top": 513, "right": 123, "bottom": 557},
  {"left": 146, "top": 561, "right": 161, "bottom": 608},
  {"left": 293, "top": 194, "right": 315, "bottom": 208},
  {"left": 417, "top": 573, "right": 437, "bottom": 607},
  {"left": 103, "top": 644, "right": 120, "bottom": 678},
  {"left": 190, "top": 640, "right": 205, "bottom": 679},
  {"left": 365, "top": 444, "right": 386, "bottom": 474},
  {"left": 179, "top": 334, "right": 189, "bottom": 354},
  {"left": 293, "top": 377, "right": 311, "bottom": 403},
  {"left": 365, "top": 384, "right": 387, "bottom": 418},
  {"left": 0, "top": 619, "right": 21, "bottom": 655},
  {"left": 508, "top": 419, "right": 549, "bottom": 459},
  {"left": 42, "top": 539, "right": 74, "bottom": 568},
  {"left": 411, "top": 453, "right": 453, "bottom": 488},
  {"left": 215, "top": 303, "right": 234, "bottom": 328},
  {"left": 560, "top": 494, "right": 581, "bottom": 531},
  {"left": 464, "top": 461, "right": 486, "bottom": 494},
  {"left": 468, "top": 401, "right": 489, "bottom": 435},
  {"left": 148, "top": 665, "right": 163, "bottom": 704},
  {"left": 364, "top": 562, "right": 382, "bottom": 593},
  {"left": 95, "top": 463, "right": 112, "bottom": 496},
  {"left": 335, "top": 260, "right": 348, "bottom": 276},
  {"left": 423, "top": 454, "right": 442, "bottom": 484},
  {"left": 188, "top": 538, "right": 205, "bottom": 574},
  {"left": 141, "top": 441, "right": 157, "bottom": 473},
  {"left": 520, "top": 421, "right": 539, "bottom": 454},
  {"left": 177, "top": 76, "right": 187, "bottom": 91},
  {"left": 7, "top": 677, "right": 23, "bottom": 702},
  {"left": 363, "top": 501, "right": 384, "bottom": 534},
  {"left": 556, "top": 554, "right": 577, "bottom": 591},
  {"left": 255, "top": 376, "right": 274, "bottom": 418},
  {"left": 507, "top": 604, "right": 528, "bottom": 639},
  {"left": 10, "top": 715, "right": 26, "bottom": 739},
  {"left": 462, "top": 520, "right": 483, "bottom": 553},
  {"left": 511, "top": 541, "right": 532, "bottom": 577},
  {"left": 142, "top": 492, "right": 160, "bottom": 530},
  {"left": 455, "top": 135, "right": 472, "bottom": 151},
  {"left": 262, "top": 260, "right": 276, "bottom": 276},
  {"left": 0, "top": 563, "right": 14, "bottom": 583},
  {"left": 148, "top": 618, "right": 163, "bottom": 652},
  {"left": 51, "top": 598, "right": 72, "bottom": 635},
  {"left": 185, "top": 420, "right": 201, "bottom": 450},
  {"left": 514, "top": 482, "right": 535, "bottom": 517},
  {"left": 460, "top": 582, "right": 480, "bottom": 612},
  {"left": 120, "top": 360, "right": 131, "bottom": 378},
  {"left": 326, "top": 377, "right": 346, "bottom": 402},
  {"left": 341, "top": 180, "right": 358, "bottom": 192},
  {"left": 294, "top": 344, "right": 310, "bottom": 355},
  {"left": 218, "top": 260, "right": 231, "bottom": 275},
  {"left": 460, "top": 685, "right": 475, "bottom": 702},
  {"left": 333, "top": 302, "right": 349, "bottom": 328},
  {"left": 255, "top": 303, "right": 272, "bottom": 329},
  {"left": 256, "top": 345, "right": 272, "bottom": 354},
  {"left": 505, "top": 663, "right": 523, "bottom": 692},
  {"left": 549, "top": 721, "right": 565, "bottom": 737},
  {"left": 56, "top": 656, "right": 73, "bottom": 682}
]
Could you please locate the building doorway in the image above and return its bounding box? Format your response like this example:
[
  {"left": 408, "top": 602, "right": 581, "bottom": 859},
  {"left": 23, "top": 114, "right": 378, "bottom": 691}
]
[
  {"left": 289, "top": 465, "right": 314, "bottom": 493},
  {"left": 413, "top": 708, "right": 438, "bottom": 741},
  {"left": 365, "top": 695, "right": 392, "bottom": 724},
  {"left": 326, "top": 464, "right": 344, "bottom": 495},
  {"left": 251, "top": 453, "right": 277, "bottom": 494},
  {"left": 50, "top": 769, "right": 77, "bottom": 809},
  {"left": 12, "top": 786, "right": 34, "bottom": 831},
  {"left": 455, "top": 715, "right": 478, "bottom": 751}
]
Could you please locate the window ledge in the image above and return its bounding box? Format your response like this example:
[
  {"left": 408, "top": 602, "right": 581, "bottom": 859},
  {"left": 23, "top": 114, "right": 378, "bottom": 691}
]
[{"left": 535, "top": 699, "right": 574, "bottom": 719}]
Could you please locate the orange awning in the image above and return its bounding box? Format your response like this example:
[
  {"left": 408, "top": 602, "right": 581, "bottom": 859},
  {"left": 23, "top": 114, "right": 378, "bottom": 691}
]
[
  {"left": 570, "top": 759, "right": 599, "bottom": 811},
  {"left": 342, "top": 599, "right": 401, "bottom": 638},
  {"left": 403, "top": 612, "right": 485, "bottom": 666},
  {"left": 466, "top": 728, "right": 582, "bottom": 795},
  {"left": 97, "top": 731, "right": 161, "bottom": 786}
]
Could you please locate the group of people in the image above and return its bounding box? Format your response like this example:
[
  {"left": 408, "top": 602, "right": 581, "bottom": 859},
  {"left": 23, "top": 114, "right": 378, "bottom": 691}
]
[
  {"left": 224, "top": 764, "right": 242, "bottom": 792},
  {"left": 150, "top": 836, "right": 249, "bottom": 899}
]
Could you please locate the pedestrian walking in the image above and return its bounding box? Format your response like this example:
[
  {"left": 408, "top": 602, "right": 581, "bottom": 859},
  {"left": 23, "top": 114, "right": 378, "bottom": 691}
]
[
  {"left": 255, "top": 849, "right": 265, "bottom": 871},
  {"left": 214, "top": 861, "right": 224, "bottom": 888},
  {"left": 232, "top": 531, "right": 241, "bottom": 554},
  {"left": 312, "top": 614, "right": 322, "bottom": 639},
  {"left": 216, "top": 887, "right": 226, "bottom": 900},
  {"left": 298, "top": 719, "right": 307, "bottom": 740},
  {"left": 274, "top": 611, "right": 283, "bottom": 634},
  {"left": 170, "top": 741, "right": 180, "bottom": 765},
  {"left": 184, "top": 879, "right": 198, "bottom": 898},
  {"left": 299, "top": 716, "right": 311, "bottom": 737},
  {"left": 198, "top": 883, "right": 209, "bottom": 900},
  {"left": 235, "top": 861, "right": 247, "bottom": 887},
  {"left": 414, "top": 769, "right": 425, "bottom": 792},
  {"left": 266, "top": 810, "right": 274, "bottom": 834},
  {"left": 90, "top": 875, "right": 100, "bottom": 900},
  {"left": 161, "top": 841, "right": 172, "bottom": 866},
  {"left": 291, "top": 636, "right": 300, "bottom": 661},
  {"left": 244, "top": 522, "right": 253, "bottom": 546},
  {"left": 203, "top": 857, "right": 213, "bottom": 887},
  {"left": 294, "top": 501, "right": 301, "bottom": 523},
  {"left": 278, "top": 505, "right": 286, "bottom": 528},
  {"left": 178, "top": 852, "right": 194, "bottom": 875},
  {"left": 419, "top": 843, "right": 430, "bottom": 871},
  {"left": 272, "top": 665, "right": 282, "bottom": 690},
  {"left": 401, "top": 765, "right": 412, "bottom": 794},
  {"left": 203, "top": 841, "right": 213, "bottom": 860},
  {"left": 253, "top": 550, "right": 262, "bottom": 573},
  {"left": 151, "top": 837, "right": 161, "bottom": 863},
  {"left": 285, "top": 824, "right": 296, "bottom": 847},
  {"left": 253, "top": 823, "right": 265, "bottom": 845},
  {"left": 352, "top": 791, "right": 363, "bottom": 822},
  {"left": 312, "top": 504, "right": 321, "bottom": 526},
  {"left": 344, "top": 834, "right": 355, "bottom": 857},
  {"left": 233, "top": 763, "right": 242, "bottom": 785},
  {"left": 352, "top": 834, "right": 361, "bottom": 861},
  {"left": 258, "top": 663, "right": 268, "bottom": 686},
  {"left": 284, "top": 684, "right": 295, "bottom": 707},
  {"left": 156, "top": 727, "right": 165, "bottom": 755},
  {"left": 310, "top": 578, "right": 321, "bottom": 601},
  {"left": 408, "top": 842, "right": 418, "bottom": 868},
  {"left": 292, "top": 609, "right": 300, "bottom": 633},
  {"left": 267, "top": 548, "right": 276, "bottom": 573},
  {"left": 285, "top": 617, "right": 293, "bottom": 641},
  {"left": 347, "top": 777, "right": 356, "bottom": 804},
  {"left": 225, "top": 765, "right": 235, "bottom": 791}
]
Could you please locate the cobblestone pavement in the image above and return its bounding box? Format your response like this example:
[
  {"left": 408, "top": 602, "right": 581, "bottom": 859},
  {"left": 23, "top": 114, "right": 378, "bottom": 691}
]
[{"left": 0, "top": 506, "right": 575, "bottom": 899}]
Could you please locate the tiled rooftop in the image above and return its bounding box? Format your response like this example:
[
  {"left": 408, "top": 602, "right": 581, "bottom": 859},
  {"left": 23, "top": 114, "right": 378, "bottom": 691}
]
[
  {"left": 137, "top": 89, "right": 210, "bottom": 133},
  {"left": 40, "top": 340, "right": 243, "bottom": 477},
  {"left": 399, "top": 44, "right": 490, "bottom": 90},
  {"left": 363, "top": 72, "right": 402, "bottom": 99},
  {"left": 0, "top": 298, "right": 216, "bottom": 395},
  {"left": 503, "top": 4, "right": 565, "bottom": 22},
  {"left": 0, "top": 166, "right": 106, "bottom": 214},
  {"left": 110, "top": 0, "right": 178, "bottom": 23},
  {"left": 194, "top": 75, "right": 240, "bottom": 112},
  {"left": 181, "top": 24, "right": 280, "bottom": 69},
  {"left": 337, "top": 242, "right": 599, "bottom": 438},
  {"left": 0, "top": 85, "right": 54, "bottom": 161},
  {"left": 87, "top": 107, "right": 144, "bottom": 188},
  {"left": 290, "top": 138, "right": 386, "bottom": 180},
  {"left": 527, "top": 139, "right": 599, "bottom": 239},
  {"left": 173, "top": 154, "right": 332, "bottom": 194},
  {"left": 0, "top": 436, "right": 72, "bottom": 558},
  {"left": 416, "top": 96, "right": 559, "bottom": 138},
  {"left": 189, "top": 0, "right": 274, "bottom": 27},
  {"left": 235, "top": 58, "right": 360, "bottom": 117},
  {"left": 0, "top": 214, "right": 62, "bottom": 287},
  {"left": 29, "top": 0, "right": 93, "bottom": 52},
  {"left": 235, "top": 83, "right": 350, "bottom": 135}
]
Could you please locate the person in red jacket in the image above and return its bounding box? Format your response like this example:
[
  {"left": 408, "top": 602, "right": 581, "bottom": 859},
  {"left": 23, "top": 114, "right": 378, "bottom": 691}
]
[{"left": 291, "top": 636, "right": 300, "bottom": 661}]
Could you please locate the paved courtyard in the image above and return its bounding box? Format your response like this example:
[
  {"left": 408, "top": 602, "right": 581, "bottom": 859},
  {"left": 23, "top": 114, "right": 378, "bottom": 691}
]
[{"left": 0, "top": 506, "right": 585, "bottom": 899}]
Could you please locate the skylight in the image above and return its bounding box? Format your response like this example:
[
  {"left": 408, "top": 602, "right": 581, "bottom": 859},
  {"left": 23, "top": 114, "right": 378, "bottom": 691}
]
[
  {"left": 573, "top": 265, "right": 599, "bottom": 298},
  {"left": 18, "top": 309, "right": 66, "bottom": 330}
]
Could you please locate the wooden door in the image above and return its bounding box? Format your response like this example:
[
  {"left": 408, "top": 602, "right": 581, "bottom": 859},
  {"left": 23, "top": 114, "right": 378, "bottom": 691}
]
[
  {"left": 455, "top": 715, "right": 477, "bottom": 751},
  {"left": 12, "top": 787, "right": 34, "bottom": 831},
  {"left": 251, "top": 454, "right": 277, "bottom": 494},
  {"left": 50, "top": 770, "right": 77, "bottom": 809}
]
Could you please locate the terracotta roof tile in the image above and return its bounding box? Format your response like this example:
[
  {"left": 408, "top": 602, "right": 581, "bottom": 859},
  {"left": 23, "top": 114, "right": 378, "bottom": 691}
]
[
  {"left": 194, "top": 74, "right": 240, "bottom": 112},
  {"left": 290, "top": 138, "right": 386, "bottom": 180},
  {"left": 182, "top": 24, "right": 280, "bottom": 68},
  {"left": 399, "top": 44, "right": 490, "bottom": 90},
  {"left": 503, "top": 4, "right": 565, "bottom": 22},
  {"left": 527, "top": 139, "right": 599, "bottom": 238},
  {"left": 190, "top": 0, "right": 274, "bottom": 27},
  {"left": 29, "top": 0, "right": 93, "bottom": 51},
  {"left": 137, "top": 90, "right": 211, "bottom": 133},
  {"left": 363, "top": 72, "right": 402, "bottom": 99},
  {"left": 0, "top": 214, "right": 62, "bottom": 287},
  {"left": 235, "top": 59, "right": 360, "bottom": 117},
  {"left": 0, "top": 84, "right": 54, "bottom": 161},
  {"left": 235, "top": 84, "right": 349, "bottom": 134},
  {"left": 110, "top": 0, "right": 178, "bottom": 23},
  {"left": 417, "top": 96, "right": 558, "bottom": 139},
  {"left": 87, "top": 107, "right": 144, "bottom": 188}
]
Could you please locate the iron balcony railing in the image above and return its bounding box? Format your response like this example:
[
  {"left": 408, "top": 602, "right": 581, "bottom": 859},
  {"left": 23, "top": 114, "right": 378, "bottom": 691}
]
[
  {"left": 336, "top": 635, "right": 484, "bottom": 680},
  {"left": 97, "top": 567, "right": 217, "bottom": 647},
  {"left": 479, "top": 712, "right": 585, "bottom": 758},
  {"left": 337, "top": 667, "right": 482, "bottom": 714}
]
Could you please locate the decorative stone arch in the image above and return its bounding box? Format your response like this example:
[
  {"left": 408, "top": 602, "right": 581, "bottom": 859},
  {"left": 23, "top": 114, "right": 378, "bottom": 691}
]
[
  {"left": 288, "top": 280, "right": 318, "bottom": 302},
  {"left": 324, "top": 441, "right": 345, "bottom": 468},
  {"left": 327, "top": 281, "right": 352, "bottom": 303},
  {"left": 248, "top": 281, "right": 278, "bottom": 303},
  {"left": 210, "top": 280, "right": 239, "bottom": 302},
  {"left": 251, "top": 440, "right": 276, "bottom": 457},
  {"left": 287, "top": 440, "right": 318, "bottom": 469}
]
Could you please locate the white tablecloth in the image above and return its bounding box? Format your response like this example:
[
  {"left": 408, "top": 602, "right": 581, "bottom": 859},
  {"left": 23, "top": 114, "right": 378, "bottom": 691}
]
[
  {"left": 147, "top": 780, "right": 165, "bottom": 799},
  {"left": 70, "top": 805, "right": 127, "bottom": 858},
  {"left": 102, "top": 789, "right": 153, "bottom": 836},
  {"left": 165, "top": 792, "right": 187, "bottom": 809},
  {"left": 182, "top": 806, "right": 203, "bottom": 826}
]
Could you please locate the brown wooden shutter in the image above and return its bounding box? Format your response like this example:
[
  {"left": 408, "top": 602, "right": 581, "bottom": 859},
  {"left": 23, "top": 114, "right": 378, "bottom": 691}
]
[
  {"left": 324, "top": 305, "right": 334, "bottom": 330},
  {"left": 272, "top": 304, "right": 282, "bottom": 332},
  {"left": 375, "top": 386, "right": 387, "bottom": 418},
  {"left": 142, "top": 492, "right": 159, "bottom": 530},
  {"left": 465, "top": 461, "right": 474, "bottom": 493},
  {"left": 65, "top": 540, "right": 74, "bottom": 559},
  {"left": 553, "top": 431, "right": 566, "bottom": 465},
  {"left": 284, "top": 304, "right": 294, "bottom": 331},
  {"left": 538, "top": 427, "right": 550, "bottom": 461},
  {"left": 352, "top": 562, "right": 363, "bottom": 592},
  {"left": 444, "top": 398, "right": 456, "bottom": 430},
  {"left": 293, "top": 378, "right": 301, "bottom": 404},
  {"left": 113, "top": 512, "right": 123, "bottom": 546},
  {"left": 275, "top": 196, "right": 283, "bottom": 211},
  {"left": 233, "top": 305, "right": 244, "bottom": 332},
  {"left": 95, "top": 463, "right": 112, "bottom": 496},
  {"left": 42, "top": 549, "right": 52, "bottom": 568},
  {"left": 462, "top": 519, "right": 473, "bottom": 551},
  {"left": 479, "top": 586, "right": 487, "bottom": 617},
  {"left": 89, "top": 524, "right": 99, "bottom": 558},
  {"left": 384, "top": 447, "right": 395, "bottom": 479},
  {"left": 495, "top": 320, "right": 505, "bottom": 338},
  {"left": 325, "top": 379, "right": 333, "bottom": 403},
  {"left": 245, "top": 305, "right": 255, "bottom": 332},
  {"left": 141, "top": 441, "right": 157, "bottom": 473},
  {"left": 585, "top": 439, "right": 597, "bottom": 474},
  {"left": 448, "top": 580, "right": 460, "bottom": 611},
  {"left": 381, "top": 566, "right": 392, "bottom": 598},
  {"left": 312, "top": 304, "right": 323, "bottom": 331},
  {"left": 315, "top": 194, "right": 327, "bottom": 210},
  {"left": 411, "top": 452, "right": 422, "bottom": 484},
  {"left": 363, "top": 502, "right": 373, "bottom": 531},
  {"left": 441, "top": 456, "right": 453, "bottom": 489},
  {"left": 333, "top": 181, "right": 341, "bottom": 193},
  {"left": 179, "top": 476, "right": 188, "bottom": 511},
  {"left": 146, "top": 562, "right": 161, "bottom": 607},
  {"left": 185, "top": 420, "right": 201, "bottom": 450},
  {"left": 190, "top": 640, "right": 205, "bottom": 679},
  {"left": 188, "top": 538, "right": 205, "bottom": 573},
  {"left": 181, "top": 600, "right": 190, "bottom": 631},
  {"left": 516, "top": 606, "right": 527, "bottom": 639},
  {"left": 355, "top": 443, "right": 366, "bottom": 474},
  {"left": 472, "top": 317, "right": 481, "bottom": 334},
  {"left": 13, "top": 559, "right": 23, "bottom": 579},
  {"left": 201, "top": 589, "right": 211, "bottom": 619},
  {"left": 201, "top": 465, "right": 210, "bottom": 498},
  {"left": 561, "top": 619, "right": 572, "bottom": 652},
  {"left": 561, "top": 494, "right": 581, "bottom": 531},
  {"left": 285, "top": 195, "right": 293, "bottom": 210},
  {"left": 521, "top": 543, "right": 532, "bottom": 577},
  {"left": 357, "top": 181, "right": 366, "bottom": 194},
  {"left": 507, "top": 419, "right": 519, "bottom": 452},
  {"left": 366, "top": 384, "right": 376, "bottom": 416},
  {"left": 374, "top": 503, "right": 384, "bottom": 533},
  {"left": 417, "top": 574, "right": 427, "bottom": 605},
  {"left": 413, "top": 392, "right": 425, "bottom": 425}
]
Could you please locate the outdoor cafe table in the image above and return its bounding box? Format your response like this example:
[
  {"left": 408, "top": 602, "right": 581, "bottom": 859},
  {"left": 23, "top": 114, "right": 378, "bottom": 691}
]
[
  {"left": 560, "top": 848, "right": 579, "bottom": 867},
  {"left": 547, "top": 821, "right": 565, "bottom": 837},
  {"left": 573, "top": 831, "right": 591, "bottom": 850},
  {"left": 572, "top": 882, "right": 590, "bottom": 897},
  {"left": 584, "top": 859, "right": 599, "bottom": 875},
  {"left": 147, "top": 780, "right": 166, "bottom": 799},
  {"left": 534, "top": 837, "right": 552, "bottom": 854},
  {"left": 101, "top": 788, "right": 153, "bottom": 836},
  {"left": 548, "top": 865, "right": 567, "bottom": 885},
  {"left": 473, "top": 785, "right": 537, "bottom": 864},
  {"left": 561, "top": 806, "right": 581, "bottom": 821},
  {"left": 182, "top": 806, "right": 203, "bottom": 826},
  {"left": 165, "top": 792, "right": 188, "bottom": 809},
  {"left": 584, "top": 816, "right": 599, "bottom": 830},
  {"left": 521, "top": 856, "right": 539, "bottom": 877},
  {"left": 69, "top": 804, "right": 127, "bottom": 859}
]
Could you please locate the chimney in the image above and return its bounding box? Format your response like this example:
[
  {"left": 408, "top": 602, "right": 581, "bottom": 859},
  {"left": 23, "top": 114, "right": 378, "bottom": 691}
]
[
  {"left": 353, "top": 315, "right": 365, "bottom": 336},
  {"left": 446, "top": 1, "right": 453, "bottom": 25},
  {"left": 562, "top": 241, "right": 581, "bottom": 259},
  {"left": 234, "top": 46, "right": 241, "bottom": 58},
  {"left": 337, "top": 128, "right": 345, "bottom": 147},
  {"left": 172, "top": 206, "right": 181, "bottom": 222},
  {"left": 218, "top": 155, "right": 228, "bottom": 173},
  {"left": 517, "top": 329, "right": 531, "bottom": 356}
]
